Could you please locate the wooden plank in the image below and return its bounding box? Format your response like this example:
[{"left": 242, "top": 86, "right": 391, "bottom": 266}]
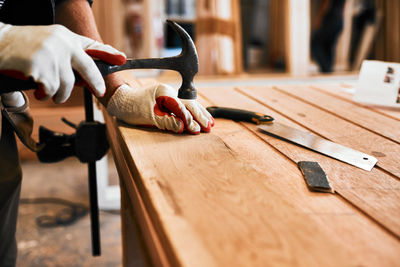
[
  {"left": 310, "top": 84, "right": 400, "bottom": 121},
  {"left": 231, "top": 0, "right": 243, "bottom": 74},
  {"left": 107, "top": 116, "right": 364, "bottom": 266},
  {"left": 270, "top": 84, "right": 400, "bottom": 143},
  {"left": 92, "top": 0, "right": 125, "bottom": 50},
  {"left": 196, "top": 95, "right": 400, "bottom": 266},
  {"left": 284, "top": 0, "right": 310, "bottom": 76},
  {"left": 196, "top": 0, "right": 242, "bottom": 75},
  {"left": 104, "top": 112, "right": 171, "bottom": 267},
  {"left": 268, "top": 0, "right": 286, "bottom": 69},
  {"left": 198, "top": 86, "right": 400, "bottom": 238},
  {"left": 238, "top": 86, "right": 400, "bottom": 178},
  {"left": 120, "top": 182, "right": 152, "bottom": 267}
]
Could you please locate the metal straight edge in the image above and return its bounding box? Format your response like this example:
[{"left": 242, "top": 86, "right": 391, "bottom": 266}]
[{"left": 257, "top": 123, "right": 378, "bottom": 171}]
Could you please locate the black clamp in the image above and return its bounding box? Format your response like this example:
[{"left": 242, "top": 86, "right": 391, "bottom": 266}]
[{"left": 37, "top": 117, "right": 109, "bottom": 164}]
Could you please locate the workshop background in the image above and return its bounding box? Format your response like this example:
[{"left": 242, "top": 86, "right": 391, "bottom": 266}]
[{"left": 16, "top": 0, "right": 399, "bottom": 266}]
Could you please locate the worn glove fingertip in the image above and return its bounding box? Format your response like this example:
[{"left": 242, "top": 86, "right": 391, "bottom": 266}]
[
  {"left": 200, "top": 121, "right": 212, "bottom": 133},
  {"left": 186, "top": 121, "right": 201, "bottom": 135},
  {"left": 92, "top": 83, "right": 106, "bottom": 98},
  {"left": 176, "top": 121, "right": 185, "bottom": 134},
  {"left": 168, "top": 119, "right": 184, "bottom": 134},
  {"left": 52, "top": 94, "right": 63, "bottom": 104},
  {"left": 190, "top": 129, "right": 200, "bottom": 135},
  {"left": 210, "top": 116, "right": 215, "bottom": 127}
]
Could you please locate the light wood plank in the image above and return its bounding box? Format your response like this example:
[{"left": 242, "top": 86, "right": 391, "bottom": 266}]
[
  {"left": 271, "top": 84, "right": 400, "bottom": 143},
  {"left": 311, "top": 84, "right": 400, "bottom": 121},
  {"left": 196, "top": 0, "right": 242, "bottom": 75},
  {"left": 285, "top": 0, "right": 310, "bottom": 76},
  {"left": 195, "top": 95, "right": 400, "bottom": 266},
  {"left": 215, "top": 123, "right": 400, "bottom": 264},
  {"left": 105, "top": 113, "right": 169, "bottom": 267},
  {"left": 199, "top": 86, "right": 400, "bottom": 238},
  {"left": 238, "top": 86, "right": 400, "bottom": 178},
  {"left": 109, "top": 119, "right": 361, "bottom": 266},
  {"left": 92, "top": 0, "right": 125, "bottom": 51}
]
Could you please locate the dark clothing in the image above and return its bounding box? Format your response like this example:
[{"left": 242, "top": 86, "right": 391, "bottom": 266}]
[
  {"left": 0, "top": 0, "right": 55, "bottom": 25},
  {"left": 349, "top": 0, "right": 376, "bottom": 65},
  {"left": 0, "top": 0, "right": 92, "bottom": 265},
  {"left": 311, "top": 0, "right": 346, "bottom": 72},
  {"left": 0, "top": 114, "right": 22, "bottom": 267},
  {"left": 0, "top": 0, "right": 92, "bottom": 26},
  {"left": 0, "top": 93, "right": 33, "bottom": 267}
]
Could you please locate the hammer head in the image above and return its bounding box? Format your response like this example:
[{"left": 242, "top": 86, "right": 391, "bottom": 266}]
[{"left": 166, "top": 20, "right": 198, "bottom": 99}]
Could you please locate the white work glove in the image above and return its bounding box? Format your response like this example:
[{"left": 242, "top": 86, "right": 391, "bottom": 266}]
[
  {"left": 1, "top": 91, "right": 25, "bottom": 108},
  {"left": 107, "top": 83, "right": 214, "bottom": 134},
  {"left": 0, "top": 22, "right": 126, "bottom": 103}
]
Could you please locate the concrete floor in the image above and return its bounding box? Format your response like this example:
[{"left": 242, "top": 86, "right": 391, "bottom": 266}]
[{"left": 16, "top": 157, "right": 122, "bottom": 267}]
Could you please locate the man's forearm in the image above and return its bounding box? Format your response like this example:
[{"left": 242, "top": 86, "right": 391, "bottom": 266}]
[{"left": 55, "top": 0, "right": 123, "bottom": 106}]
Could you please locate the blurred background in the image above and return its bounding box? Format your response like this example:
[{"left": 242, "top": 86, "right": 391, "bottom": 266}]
[{"left": 93, "top": 0, "right": 399, "bottom": 77}]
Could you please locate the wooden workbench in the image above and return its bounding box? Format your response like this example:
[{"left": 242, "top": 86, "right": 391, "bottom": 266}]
[{"left": 104, "top": 77, "right": 400, "bottom": 267}]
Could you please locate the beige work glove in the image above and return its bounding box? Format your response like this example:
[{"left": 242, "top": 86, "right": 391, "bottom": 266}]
[
  {"left": 0, "top": 22, "right": 126, "bottom": 103},
  {"left": 107, "top": 83, "right": 214, "bottom": 134},
  {"left": 1, "top": 91, "right": 25, "bottom": 108}
]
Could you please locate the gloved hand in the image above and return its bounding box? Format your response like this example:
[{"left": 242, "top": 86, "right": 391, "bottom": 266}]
[
  {"left": 1, "top": 91, "right": 25, "bottom": 108},
  {"left": 0, "top": 22, "right": 126, "bottom": 103},
  {"left": 106, "top": 83, "right": 214, "bottom": 134}
]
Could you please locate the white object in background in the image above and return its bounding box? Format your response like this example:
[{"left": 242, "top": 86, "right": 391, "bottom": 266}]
[
  {"left": 93, "top": 99, "right": 120, "bottom": 210},
  {"left": 354, "top": 60, "right": 400, "bottom": 108},
  {"left": 285, "top": 0, "right": 310, "bottom": 76}
]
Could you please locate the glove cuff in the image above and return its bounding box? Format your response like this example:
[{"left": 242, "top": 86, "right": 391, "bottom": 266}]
[{"left": 106, "top": 83, "right": 133, "bottom": 117}]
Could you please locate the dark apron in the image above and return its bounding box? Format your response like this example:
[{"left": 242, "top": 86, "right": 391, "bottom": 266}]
[
  {"left": 0, "top": 109, "right": 22, "bottom": 267},
  {"left": 0, "top": 93, "right": 41, "bottom": 267}
]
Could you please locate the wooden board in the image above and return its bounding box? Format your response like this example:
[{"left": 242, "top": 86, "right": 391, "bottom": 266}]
[
  {"left": 200, "top": 85, "right": 400, "bottom": 237},
  {"left": 106, "top": 80, "right": 400, "bottom": 266},
  {"left": 196, "top": 0, "right": 242, "bottom": 75},
  {"left": 270, "top": 84, "right": 400, "bottom": 144},
  {"left": 197, "top": 94, "right": 400, "bottom": 266},
  {"left": 311, "top": 84, "right": 400, "bottom": 121},
  {"left": 237, "top": 86, "right": 400, "bottom": 177}
]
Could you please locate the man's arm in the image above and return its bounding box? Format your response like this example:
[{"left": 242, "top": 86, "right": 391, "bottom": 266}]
[
  {"left": 55, "top": 0, "right": 214, "bottom": 134},
  {"left": 55, "top": 0, "right": 123, "bottom": 106}
]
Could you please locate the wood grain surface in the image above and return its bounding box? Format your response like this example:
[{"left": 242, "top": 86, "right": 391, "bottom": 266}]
[
  {"left": 200, "top": 86, "right": 400, "bottom": 237},
  {"left": 106, "top": 81, "right": 400, "bottom": 266},
  {"left": 312, "top": 83, "right": 400, "bottom": 121},
  {"left": 273, "top": 84, "right": 400, "bottom": 143},
  {"left": 237, "top": 86, "right": 400, "bottom": 177}
]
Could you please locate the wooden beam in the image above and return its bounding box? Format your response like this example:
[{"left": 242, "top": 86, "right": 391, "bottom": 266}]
[
  {"left": 285, "top": 0, "right": 310, "bottom": 76},
  {"left": 196, "top": 0, "right": 242, "bottom": 75}
]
